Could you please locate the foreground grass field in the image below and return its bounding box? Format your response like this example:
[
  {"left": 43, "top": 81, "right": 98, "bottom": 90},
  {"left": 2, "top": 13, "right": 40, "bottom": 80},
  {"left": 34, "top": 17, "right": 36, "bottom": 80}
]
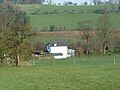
[{"left": 0, "top": 55, "right": 120, "bottom": 90}]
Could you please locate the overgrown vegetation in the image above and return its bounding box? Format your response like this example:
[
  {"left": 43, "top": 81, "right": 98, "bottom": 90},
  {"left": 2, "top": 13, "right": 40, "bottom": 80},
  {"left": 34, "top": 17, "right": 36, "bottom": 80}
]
[
  {"left": 0, "top": 1, "right": 35, "bottom": 66},
  {"left": 0, "top": 0, "right": 45, "bottom": 4}
]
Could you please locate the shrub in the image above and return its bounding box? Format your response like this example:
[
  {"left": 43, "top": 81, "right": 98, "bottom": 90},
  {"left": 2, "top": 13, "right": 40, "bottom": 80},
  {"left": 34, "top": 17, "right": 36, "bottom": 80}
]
[
  {"left": 92, "top": 9, "right": 107, "bottom": 14},
  {"left": 31, "top": 12, "right": 37, "bottom": 15},
  {"left": 52, "top": 9, "right": 60, "bottom": 14},
  {"left": 50, "top": 25, "right": 55, "bottom": 32},
  {"left": 68, "top": 42, "right": 84, "bottom": 55},
  {"left": 118, "top": 5, "right": 120, "bottom": 11},
  {"left": 33, "top": 42, "right": 45, "bottom": 53},
  {"left": 42, "top": 11, "right": 49, "bottom": 15}
]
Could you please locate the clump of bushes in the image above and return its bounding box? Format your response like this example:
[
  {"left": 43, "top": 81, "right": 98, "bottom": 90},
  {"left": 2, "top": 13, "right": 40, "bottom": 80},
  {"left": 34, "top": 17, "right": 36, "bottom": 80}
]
[{"left": 92, "top": 9, "right": 107, "bottom": 14}]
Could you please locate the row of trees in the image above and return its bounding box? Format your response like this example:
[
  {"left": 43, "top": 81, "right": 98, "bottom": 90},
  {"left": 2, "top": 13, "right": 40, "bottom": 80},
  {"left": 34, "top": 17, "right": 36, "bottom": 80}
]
[
  {"left": 91, "top": 0, "right": 120, "bottom": 5},
  {"left": 1, "top": 0, "right": 119, "bottom": 5},
  {"left": 0, "top": 0, "right": 35, "bottom": 66},
  {"left": 63, "top": 1, "right": 78, "bottom": 6},
  {"left": 77, "top": 13, "right": 116, "bottom": 55},
  {"left": 0, "top": 0, "right": 45, "bottom": 4}
]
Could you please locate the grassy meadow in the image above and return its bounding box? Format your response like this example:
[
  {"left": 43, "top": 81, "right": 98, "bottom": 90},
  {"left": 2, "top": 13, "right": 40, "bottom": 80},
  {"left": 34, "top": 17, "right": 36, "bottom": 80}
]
[
  {"left": 35, "top": 55, "right": 120, "bottom": 67},
  {"left": 0, "top": 4, "right": 120, "bottom": 90},
  {"left": 0, "top": 55, "right": 120, "bottom": 90},
  {"left": 19, "top": 4, "right": 120, "bottom": 30}
]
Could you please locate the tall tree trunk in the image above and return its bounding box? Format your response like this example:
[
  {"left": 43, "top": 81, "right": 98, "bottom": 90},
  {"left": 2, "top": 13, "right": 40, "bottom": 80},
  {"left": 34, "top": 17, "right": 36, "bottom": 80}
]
[
  {"left": 0, "top": 59, "right": 3, "bottom": 67},
  {"left": 103, "top": 42, "right": 106, "bottom": 54},
  {"left": 86, "top": 39, "right": 90, "bottom": 54},
  {"left": 84, "top": 40, "right": 90, "bottom": 54},
  {"left": 86, "top": 44, "right": 89, "bottom": 54},
  {"left": 0, "top": 58, "right": 4, "bottom": 67},
  {"left": 15, "top": 54, "right": 20, "bottom": 66}
]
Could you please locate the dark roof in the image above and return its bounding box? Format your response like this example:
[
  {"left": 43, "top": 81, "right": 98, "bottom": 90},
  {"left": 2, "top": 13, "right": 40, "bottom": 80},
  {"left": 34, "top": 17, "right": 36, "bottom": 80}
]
[{"left": 46, "top": 41, "right": 67, "bottom": 47}]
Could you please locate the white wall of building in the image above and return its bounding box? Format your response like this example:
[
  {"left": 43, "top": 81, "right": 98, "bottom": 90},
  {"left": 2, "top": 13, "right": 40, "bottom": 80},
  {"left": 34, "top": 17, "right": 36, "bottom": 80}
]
[{"left": 50, "top": 46, "right": 68, "bottom": 59}]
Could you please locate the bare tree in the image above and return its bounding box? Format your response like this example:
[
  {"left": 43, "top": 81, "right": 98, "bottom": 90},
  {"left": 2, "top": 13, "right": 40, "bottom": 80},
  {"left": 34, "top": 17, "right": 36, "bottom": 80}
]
[
  {"left": 97, "top": 14, "right": 112, "bottom": 54},
  {"left": 77, "top": 20, "right": 93, "bottom": 54}
]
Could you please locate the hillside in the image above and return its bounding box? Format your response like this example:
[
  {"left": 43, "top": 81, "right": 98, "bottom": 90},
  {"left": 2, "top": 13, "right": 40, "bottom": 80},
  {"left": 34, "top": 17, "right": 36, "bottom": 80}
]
[{"left": 19, "top": 4, "right": 120, "bottom": 30}]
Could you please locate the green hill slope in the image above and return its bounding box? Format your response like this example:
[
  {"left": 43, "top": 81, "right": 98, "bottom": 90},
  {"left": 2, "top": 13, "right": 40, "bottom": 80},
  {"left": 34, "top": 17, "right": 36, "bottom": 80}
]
[{"left": 20, "top": 4, "right": 120, "bottom": 30}]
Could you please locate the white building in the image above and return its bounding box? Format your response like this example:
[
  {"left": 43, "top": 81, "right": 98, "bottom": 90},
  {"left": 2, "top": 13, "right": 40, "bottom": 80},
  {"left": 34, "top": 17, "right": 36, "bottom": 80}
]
[{"left": 46, "top": 42, "right": 75, "bottom": 59}]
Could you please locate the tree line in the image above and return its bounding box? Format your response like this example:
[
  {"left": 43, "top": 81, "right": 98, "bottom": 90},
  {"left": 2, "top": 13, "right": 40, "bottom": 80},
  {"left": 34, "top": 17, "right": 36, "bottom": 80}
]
[
  {"left": 0, "top": 1, "right": 35, "bottom": 67},
  {"left": 91, "top": 0, "right": 120, "bottom": 5},
  {"left": 0, "top": 0, "right": 45, "bottom": 4}
]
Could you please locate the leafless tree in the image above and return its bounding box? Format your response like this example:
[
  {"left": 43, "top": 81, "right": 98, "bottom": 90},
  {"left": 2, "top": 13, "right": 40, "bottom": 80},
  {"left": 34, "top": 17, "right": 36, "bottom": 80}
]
[
  {"left": 97, "top": 14, "right": 112, "bottom": 54},
  {"left": 77, "top": 20, "right": 93, "bottom": 54}
]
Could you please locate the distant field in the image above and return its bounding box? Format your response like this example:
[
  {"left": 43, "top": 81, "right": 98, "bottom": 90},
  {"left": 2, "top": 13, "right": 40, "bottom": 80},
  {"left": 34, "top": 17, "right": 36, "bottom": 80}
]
[
  {"left": 19, "top": 4, "right": 120, "bottom": 30},
  {"left": 0, "top": 55, "right": 120, "bottom": 90}
]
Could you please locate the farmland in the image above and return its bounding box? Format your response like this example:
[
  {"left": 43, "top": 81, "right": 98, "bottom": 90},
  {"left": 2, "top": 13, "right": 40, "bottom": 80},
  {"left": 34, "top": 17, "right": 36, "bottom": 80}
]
[
  {"left": 0, "top": 2, "right": 120, "bottom": 90},
  {"left": 0, "top": 55, "right": 120, "bottom": 90},
  {"left": 19, "top": 4, "right": 120, "bottom": 30}
]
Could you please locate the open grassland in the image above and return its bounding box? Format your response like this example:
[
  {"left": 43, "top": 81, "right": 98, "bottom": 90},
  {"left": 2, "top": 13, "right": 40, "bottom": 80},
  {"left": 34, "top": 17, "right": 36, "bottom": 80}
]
[
  {"left": 20, "top": 4, "right": 120, "bottom": 30},
  {"left": 0, "top": 55, "right": 120, "bottom": 90}
]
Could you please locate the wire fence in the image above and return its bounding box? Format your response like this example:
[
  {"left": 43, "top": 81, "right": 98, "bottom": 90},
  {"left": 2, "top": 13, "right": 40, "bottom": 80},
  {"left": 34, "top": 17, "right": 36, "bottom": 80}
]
[{"left": 34, "top": 55, "right": 120, "bottom": 67}]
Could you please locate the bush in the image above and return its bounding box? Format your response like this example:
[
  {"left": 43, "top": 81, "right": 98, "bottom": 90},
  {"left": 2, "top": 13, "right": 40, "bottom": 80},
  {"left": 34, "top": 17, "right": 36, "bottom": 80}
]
[
  {"left": 33, "top": 42, "right": 45, "bottom": 53},
  {"left": 68, "top": 42, "right": 84, "bottom": 55},
  {"left": 31, "top": 12, "right": 37, "bottom": 15},
  {"left": 52, "top": 9, "right": 60, "bottom": 14},
  {"left": 50, "top": 25, "right": 55, "bottom": 32},
  {"left": 92, "top": 9, "right": 107, "bottom": 14},
  {"left": 118, "top": 5, "right": 120, "bottom": 11},
  {"left": 42, "top": 11, "right": 49, "bottom": 15}
]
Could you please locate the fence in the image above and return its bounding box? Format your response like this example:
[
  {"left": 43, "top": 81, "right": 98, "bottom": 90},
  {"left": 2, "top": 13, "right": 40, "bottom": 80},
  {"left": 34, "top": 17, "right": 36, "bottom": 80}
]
[{"left": 34, "top": 54, "right": 120, "bottom": 67}]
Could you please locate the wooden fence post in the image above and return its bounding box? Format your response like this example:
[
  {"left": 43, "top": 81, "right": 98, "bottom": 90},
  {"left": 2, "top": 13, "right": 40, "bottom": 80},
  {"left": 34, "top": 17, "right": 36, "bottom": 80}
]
[
  {"left": 73, "top": 58, "right": 76, "bottom": 67},
  {"left": 53, "top": 59, "right": 55, "bottom": 67},
  {"left": 83, "top": 58, "right": 85, "bottom": 64},
  {"left": 113, "top": 57, "right": 116, "bottom": 66}
]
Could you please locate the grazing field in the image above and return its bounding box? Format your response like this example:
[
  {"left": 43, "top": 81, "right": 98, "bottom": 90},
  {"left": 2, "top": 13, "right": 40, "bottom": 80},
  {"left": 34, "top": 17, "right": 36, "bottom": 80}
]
[
  {"left": 0, "top": 55, "right": 120, "bottom": 90},
  {"left": 35, "top": 55, "right": 120, "bottom": 67},
  {"left": 20, "top": 4, "right": 120, "bottom": 30}
]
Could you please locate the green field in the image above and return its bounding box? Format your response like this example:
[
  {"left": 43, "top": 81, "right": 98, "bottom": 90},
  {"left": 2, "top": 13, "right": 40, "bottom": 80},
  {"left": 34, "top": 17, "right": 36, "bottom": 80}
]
[
  {"left": 20, "top": 4, "right": 120, "bottom": 30},
  {"left": 35, "top": 55, "right": 120, "bottom": 67},
  {"left": 0, "top": 55, "right": 120, "bottom": 90}
]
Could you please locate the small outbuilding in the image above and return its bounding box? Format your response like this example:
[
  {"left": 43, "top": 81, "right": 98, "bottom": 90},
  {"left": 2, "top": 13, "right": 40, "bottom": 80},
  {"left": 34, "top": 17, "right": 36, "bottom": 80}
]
[{"left": 46, "top": 41, "right": 75, "bottom": 59}]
